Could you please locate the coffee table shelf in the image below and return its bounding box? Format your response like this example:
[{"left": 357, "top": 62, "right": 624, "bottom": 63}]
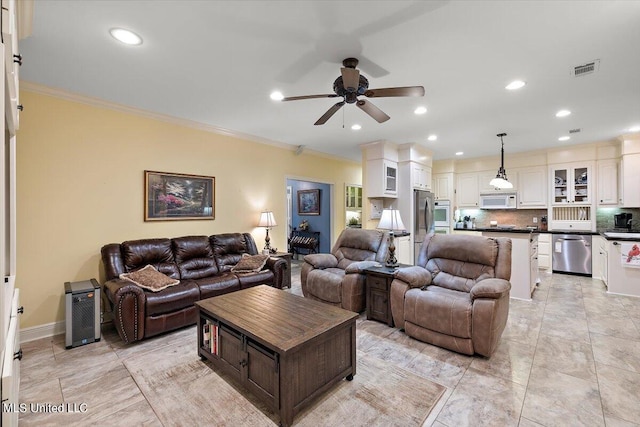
[{"left": 196, "top": 285, "right": 358, "bottom": 427}]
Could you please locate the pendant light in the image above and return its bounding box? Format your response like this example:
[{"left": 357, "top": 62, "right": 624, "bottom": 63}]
[{"left": 489, "top": 133, "right": 513, "bottom": 189}]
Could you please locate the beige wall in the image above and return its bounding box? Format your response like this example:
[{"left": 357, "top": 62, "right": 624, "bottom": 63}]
[{"left": 16, "top": 90, "right": 361, "bottom": 329}]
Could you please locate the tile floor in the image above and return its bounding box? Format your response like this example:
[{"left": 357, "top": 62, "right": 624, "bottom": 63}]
[{"left": 17, "top": 263, "right": 640, "bottom": 426}]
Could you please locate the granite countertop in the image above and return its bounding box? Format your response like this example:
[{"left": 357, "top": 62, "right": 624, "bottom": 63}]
[
  {"left": 600, "top": 230, "right": 640, "bottom": 241},
  {"left": 474, "top": 227, "right": 537, "bottom": 234}
]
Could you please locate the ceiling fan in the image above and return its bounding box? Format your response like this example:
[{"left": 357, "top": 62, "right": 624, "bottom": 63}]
[{"left": 281, "top": 58, "right": 425, "bottom": 125}]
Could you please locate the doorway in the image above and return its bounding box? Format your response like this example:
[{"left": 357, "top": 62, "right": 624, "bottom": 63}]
[{"left": 286, "top": 179, "right": 332, "bottom": 254}]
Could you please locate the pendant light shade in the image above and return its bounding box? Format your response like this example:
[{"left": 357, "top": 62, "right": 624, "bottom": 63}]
[{"left": 489, "top": 133, "right": 513, "bottom": 189}]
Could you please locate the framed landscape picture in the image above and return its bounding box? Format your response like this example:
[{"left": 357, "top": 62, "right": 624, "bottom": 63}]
[
  {"left": 144, "top": 171, "right": 215, "bottom": 221},
  {"left": 297, "top": 189, "right": 320, "bottom": 215}
]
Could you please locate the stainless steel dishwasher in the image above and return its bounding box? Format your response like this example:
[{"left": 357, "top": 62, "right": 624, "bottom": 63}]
[{"left": 552, "top": 234, "right": 592, "bottom": 276}]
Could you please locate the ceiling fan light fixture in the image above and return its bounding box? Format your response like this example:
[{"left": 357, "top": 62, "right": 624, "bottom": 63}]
[
  {"left": 505, "top": 80, "right": 526, "bottom": 90},
  {"left": 351, "top": 124, "right": 362, "bottom": 130},
  {"left": 427, "top": 134, "right": 437, "bottom": 141},
  {"left": 414, "top": 106, "right": 427, "bottom": 115},
  {"left": 555, "top": 109, "right": 571, "bottom": 118},
  {"left": 270, "top": 91, "right": 284, "bottom": 101},
  {"left": 490, "top": 133, "right": 513, "bottom": 189},
  {"left": 109, "top": 28, "right": 143, "bottom": 46}
]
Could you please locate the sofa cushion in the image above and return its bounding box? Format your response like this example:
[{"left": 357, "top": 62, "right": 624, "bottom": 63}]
[
  {"left": 144, "top": 280, "right": 200, "bottom": 316},
  {"left": 173, "top": 236, "right": 219, "bottom": 279},
  {"left": 236, "top": 269, "right": 275, "bottom": 289},
  {"left": 404, "top": 286, "right": 472, "bottom": 339},
  {"left": 192, "top": 273, "right": 241, "bottom": 299},
  {"left": 306, "top": 269, "right": 345, "bottom": 303},
  {"left": 211, "top": 233, "right": 257, "bottom": 272},
  {"left": 121, "top": 238, "right": 180, "bottom": 279},
  {"left": 231, "top": 253, "right": 269, "bottom": 273},
  {"left": 119, "top": 265, "right": 180, "bottom": 292}
]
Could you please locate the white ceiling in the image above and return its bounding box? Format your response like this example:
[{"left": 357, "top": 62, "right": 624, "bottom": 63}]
[{"left": 19, "top": 1, "right": 640, "bottom": 162}]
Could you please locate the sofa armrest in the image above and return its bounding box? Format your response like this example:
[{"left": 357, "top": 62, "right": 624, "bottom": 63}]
[
  {"left": 265, "top": 256, "right": 288, "bottom": 289},
  {"left": 104, "top": 279, "right": 146, "bottom": 343},
  {"left": 470, "top": 278, "right": 511, "bottom": 300},
  {"left": 344, "top": 260, "right": 381, "bottom": 274},
  {"left": 303, "top": 253, "right": 338, "bottom": 269},
  {"left": 393, "top": 266, "right": 432, "bottom": 288}
]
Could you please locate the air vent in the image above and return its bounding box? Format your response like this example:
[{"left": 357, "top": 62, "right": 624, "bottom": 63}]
[
  {"left": 569, "top": 128, "right": 581, "bottom": 134},
  {"left": 572, "top": 60, "right": 599, "bottom": 77}
]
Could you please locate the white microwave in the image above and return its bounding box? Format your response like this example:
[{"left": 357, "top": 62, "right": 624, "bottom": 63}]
[{"left": 479, "top": 192, "right": 517, "bottom": 209}]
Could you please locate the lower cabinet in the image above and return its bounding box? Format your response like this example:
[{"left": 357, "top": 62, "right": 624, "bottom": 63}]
[
  {"left": 395, "top": 235, "right": 412, "bottom": 265},
  {"left": 538, "top": 233, "right": 551, "bottom": 269}
]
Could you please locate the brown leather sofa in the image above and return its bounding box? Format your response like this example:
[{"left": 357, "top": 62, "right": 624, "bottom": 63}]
[
  {"left": 301, "top": 228, "right": 390, "bottom": 312},
  {"left": 390, "top": 233, "right": 512, "bottom": 357},
  {"left": 101, "top": 233, "right": 287, "bottom": 344}
]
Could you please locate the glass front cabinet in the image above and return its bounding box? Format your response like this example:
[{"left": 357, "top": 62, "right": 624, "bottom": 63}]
[{"left": 551, "top": 163, "right": 592, "bottom": 205}]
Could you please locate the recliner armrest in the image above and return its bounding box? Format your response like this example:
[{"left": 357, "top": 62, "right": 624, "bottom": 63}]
[
  {"left": 303, "top": 253, "right": 338, "bottom": 269},
  {"left": 344, "top": 260, "right": 381, "bottom": 274},
  {"left": 104, "top": 278, "right": 146, "bottom": 343},
  {"left": 393, "top": 266, "right": 432, "bottom": 288},
  {"left": 470, "top": 278, "right": 511, "bottom": 300}
]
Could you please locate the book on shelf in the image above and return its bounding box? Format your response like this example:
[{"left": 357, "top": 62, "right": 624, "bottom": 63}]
[{"left": 211, "top": 323, "right": 219, "bottom": 355}]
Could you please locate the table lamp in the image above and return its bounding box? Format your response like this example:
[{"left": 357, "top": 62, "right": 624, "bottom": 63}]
[
  {"left": 257, "top": 211, "right": 277, "bottom": 254},
  {"left": 378, "top": 209, "right": 406, "bottom": 268}
]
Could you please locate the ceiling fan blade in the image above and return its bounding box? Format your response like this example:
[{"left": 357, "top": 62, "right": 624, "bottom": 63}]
[
  {"left": 282, "top": 94, "right": 338, "bottom": 102},
  {"left": 364, "top": 86, "right": 425, "bottom": 98},
  {"left": 341, "top": 67, "right": 360, "bottom": 91},
  {"left": 356, "top": 99, "right": 390, "bottom": 123},
  {"left": 314, "top": 101, "right": 345, "bottom": 125}
]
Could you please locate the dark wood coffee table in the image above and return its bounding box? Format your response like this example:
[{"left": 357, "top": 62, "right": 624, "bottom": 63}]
[{"left": 196, "top": 285, "right": 358, "bottom": 427}]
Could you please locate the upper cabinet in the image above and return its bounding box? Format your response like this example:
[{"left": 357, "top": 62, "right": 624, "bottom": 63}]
[
  {"left": 597, "top": 159, "right": 620, "bottom": 206},
  {"left": 456, "top": 173, "right": 479, "bottom": 207},
  {"left": 345, "top": 185, "right": 363, "bottom": 209},
  {"left": 432, "top": 173, "right": 454, "bottom": 200},
  {"left": 622, "top": 153, "right": 640, "bottom": 207},
  {"left": 516, "top": 166, "right": 547, "bottom": 208},
  {"left": 411, "top": 163, "right": 431, "bottom": 190},
  {"left": 550, "top": 162, "right": 593, "bottom": 205},
  {"left": 1, "top": 0, "right": 22, "bottom": 132},
  {"left": 367, "top": 158, "right": 398, "bottom": 198}
]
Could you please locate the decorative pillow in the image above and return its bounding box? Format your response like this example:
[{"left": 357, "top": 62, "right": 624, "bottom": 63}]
[
  {"left": 231, "top": 253, "right": 269, "bottom": 273},
  {"left": 119, "top": 264, "right": 180, "bottom": 292}
]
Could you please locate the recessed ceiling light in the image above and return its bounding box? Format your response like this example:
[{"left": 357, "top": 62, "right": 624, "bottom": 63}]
[
  {"left": 427, "top": 135, "right": 437, "bottom": 141},
  {"left": 109, "top": 28, "right": 143, "bottom": 46},
  {"left": 505, "top": 80, "right": 526, "bottom": 90},
  {"left": 558, "top": 136, "right": 570, "bottom": 141},
  {"left": 351, "top": 124, "right": 361, "bottom": 130},
  {"left": 555, "top": 109, "right": 571, "bottom": 118},
  {"left": 455, "top": 151, "right": 464, "bottom": 156},
  {"left": 270, "top": 91, "right": 284, "bottom": 101},
  {"left": 629, "top": 125, "right": 640, "bottom": 132},
  {"left": 414, "top": 106, "right": 427, "bottom": 115}
]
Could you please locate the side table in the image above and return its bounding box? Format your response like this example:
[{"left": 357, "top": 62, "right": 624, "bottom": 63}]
[
  {"left": 270, "top": 252, "right": 292, "bottom": 289},
  {"left": 363, "top": 264, "right": 411, "bottom": 327}
]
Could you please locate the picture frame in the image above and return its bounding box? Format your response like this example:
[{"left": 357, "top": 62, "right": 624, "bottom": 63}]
[
  {"left": 144, "top": 170, "right": 215, "bottom": 221},
  {"left": 297, "top": 189, "right": 320, "bottom": 215}
]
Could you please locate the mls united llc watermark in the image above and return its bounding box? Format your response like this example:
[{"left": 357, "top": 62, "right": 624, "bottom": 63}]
[{"left": 2, "top": 402, "right": 88, "bottom": 413}]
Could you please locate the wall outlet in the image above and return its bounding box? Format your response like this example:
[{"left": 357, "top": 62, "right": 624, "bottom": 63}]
[{"left": 533, "top": 217, "right": 538, "bottom": 223}]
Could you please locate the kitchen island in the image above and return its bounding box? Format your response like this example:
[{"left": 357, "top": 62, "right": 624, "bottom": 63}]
[
  {"left": 476, "top": 228, "right": 539, "bottom": 300},
  {"left": 599, "top": 232, "right": 640, "bottom": 297}
]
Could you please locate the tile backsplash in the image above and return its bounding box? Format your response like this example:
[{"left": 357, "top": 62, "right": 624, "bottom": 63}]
[{"left": 457, "top": 207, "right": 640, "bottom": 231}]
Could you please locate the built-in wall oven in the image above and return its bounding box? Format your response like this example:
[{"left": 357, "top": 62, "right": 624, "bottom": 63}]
[{"left": 434, "top": 200, "right": 451, "bottom": 227}]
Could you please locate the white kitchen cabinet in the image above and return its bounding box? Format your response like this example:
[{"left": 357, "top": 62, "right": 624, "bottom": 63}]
[
  {"left": 411, "top": 163, "right": 431, "bottom": 190},
  {"left": 452, "top": 230, "right": 480, "bottom": 235},
  {"left": 345, "top": 185, "right": 362, "bottom": 209},
  {"left": 537, "top": 233, "right": 551, "bottom": 269},
  {"left": 432, "top": 173, "right": 454, "bottom": 200},
  {"left": 622, "top": 153, "right": 640, "bottom": 207},
  {"left": 550, "top": 162, "right": 593, "bottom": 205},
  {"left": 597, "top": 160, "right": 619, "bottom": 206},
  {"left": 367, "top": 159, "right": 398, "bottom": 198},
  {"left": 1, "top": 0, "right": 20, "bottom": 132},
  {"left": 517, "top": 166, "right": 547, "bottom": 208},
  {"left": 480, "top": 231, "right": 537, "bottom": 300},
  {"left": 395, "top": 235, "right": 412, "bottom": 265},
  {"left": 592, "top": 235, "right": 606, "bottom": 284},
  {"left": 605, "top": 237, "right": 640, "bottom": 296},
  {"left": 456, "top": 173, "right": 479, "bottom": 207}
]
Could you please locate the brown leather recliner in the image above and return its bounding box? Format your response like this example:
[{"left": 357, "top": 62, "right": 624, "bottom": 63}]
[
  {"left": 301, "top": 228, "right": 390, "bottom": 312},
  {"left": 390, "top": 233, "right": 512, "bottom": 357}
]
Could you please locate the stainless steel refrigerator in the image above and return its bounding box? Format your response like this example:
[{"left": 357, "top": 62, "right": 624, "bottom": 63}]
[{"left": 414, "top": 189, "right": 435, "bottom": 264}]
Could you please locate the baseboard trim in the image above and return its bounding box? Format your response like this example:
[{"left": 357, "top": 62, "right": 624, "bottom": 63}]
[{"left": 20, "top": 321, "right": 64, "bottom": 343}]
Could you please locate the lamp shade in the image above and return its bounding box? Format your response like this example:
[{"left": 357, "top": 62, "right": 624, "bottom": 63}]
[
  {"left": 258, "top": 211, "right": 277, "bottom": 227},
  {"left": 489, "top": 176, "right": 513, "bottom": 189},
  {"left": 378, "top": 209, "right": 406, "bottom": 231}
]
